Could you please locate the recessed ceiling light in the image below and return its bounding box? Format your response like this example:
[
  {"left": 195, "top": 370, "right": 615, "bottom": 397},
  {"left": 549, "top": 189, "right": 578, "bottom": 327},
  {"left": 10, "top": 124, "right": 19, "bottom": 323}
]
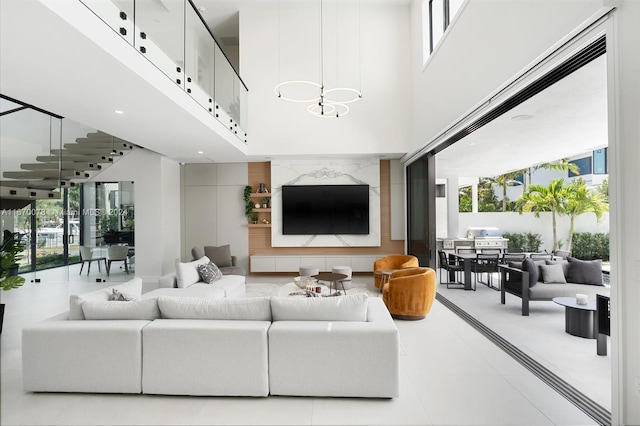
[
  {"left": 511, "top": 114, "right": 533, "bottom": 121},
  {"left": 198, "top": 6, "right": 206, "bottom": 12},
  {"left": 114, "top": 110, "right": 124, "bottom": 114},
  {"left": 197, "top": 151, "right": 204, "bottom": 155}
]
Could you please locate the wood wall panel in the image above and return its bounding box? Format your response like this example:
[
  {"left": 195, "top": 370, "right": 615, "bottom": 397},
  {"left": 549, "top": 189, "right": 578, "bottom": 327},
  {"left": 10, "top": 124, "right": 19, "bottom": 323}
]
[{"left": 248, "top": 161, "right": 404, "bottom": 262}]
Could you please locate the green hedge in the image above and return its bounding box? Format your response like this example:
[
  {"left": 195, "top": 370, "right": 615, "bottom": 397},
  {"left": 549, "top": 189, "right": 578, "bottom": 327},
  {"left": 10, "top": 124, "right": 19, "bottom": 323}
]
[
  {"left": 502, "top": 232, "right": 542, "bottom": 252},
  {"left": 571, "top": 232, "right": 609, "bottom": 261}
]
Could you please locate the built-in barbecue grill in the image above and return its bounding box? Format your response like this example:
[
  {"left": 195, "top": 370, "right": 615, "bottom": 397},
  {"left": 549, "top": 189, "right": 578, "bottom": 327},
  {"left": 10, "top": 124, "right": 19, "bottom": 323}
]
[{"left": 465, "top": 227, "right": 509, "bottom": 251}]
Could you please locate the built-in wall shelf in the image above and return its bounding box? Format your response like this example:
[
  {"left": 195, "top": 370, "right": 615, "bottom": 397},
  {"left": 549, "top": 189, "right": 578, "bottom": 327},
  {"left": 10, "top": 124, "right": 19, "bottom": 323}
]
[
  {"left": 252, "top": 208, "right": 271, "bottom": 213},
  {"left": 248, "top": 224, "right": 271, "bottom": 228},
  {"left": 249, "top": 193, "right": 271, "bottom": 198}
]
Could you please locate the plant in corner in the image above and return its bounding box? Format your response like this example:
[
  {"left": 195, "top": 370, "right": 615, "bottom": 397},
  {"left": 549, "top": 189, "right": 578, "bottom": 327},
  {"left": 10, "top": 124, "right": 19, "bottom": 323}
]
[
  {"left": 0, "top": 230, "right": 27, "bottom": 333},
  {"left": 243, "top": 185, "right": 254, "bottom": 220}
]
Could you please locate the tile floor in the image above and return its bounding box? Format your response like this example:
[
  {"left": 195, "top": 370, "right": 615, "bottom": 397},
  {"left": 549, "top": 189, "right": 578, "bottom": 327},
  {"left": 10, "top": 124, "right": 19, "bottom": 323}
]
[{"left": 0, "top": 266, "right": 607, "bottom": 425}]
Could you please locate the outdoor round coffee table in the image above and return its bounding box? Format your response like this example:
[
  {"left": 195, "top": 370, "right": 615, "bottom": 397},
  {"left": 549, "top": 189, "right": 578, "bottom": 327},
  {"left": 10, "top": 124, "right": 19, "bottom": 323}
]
[
  {"left": 312, "top": 272, "right": 348, "bottom": 295},
  {"left": 553, "top": 297, "right": 597, "bottom": 339}
]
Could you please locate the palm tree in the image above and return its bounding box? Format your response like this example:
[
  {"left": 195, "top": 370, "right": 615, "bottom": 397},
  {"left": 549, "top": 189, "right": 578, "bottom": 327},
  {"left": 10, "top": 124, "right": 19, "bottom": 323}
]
[
  {"left": 515, "top": 178, "right": 569, "bottom": 251},
  {"left": 492, "top": 170, "right": 524, "bottom": 211},
  {"left": 525, "top": 158, "right": 580, "bottom": 192},
  {"left": 563, "top": 178, "right": 609, "bottom": 251}
]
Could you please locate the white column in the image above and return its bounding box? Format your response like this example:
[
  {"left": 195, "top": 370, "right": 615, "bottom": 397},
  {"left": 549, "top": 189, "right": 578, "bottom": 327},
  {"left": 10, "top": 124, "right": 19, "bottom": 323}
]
[
  {"left": 471, "top": 182, "right": 478, "bottom": 213},
  {"left": 446, "top": 176, "right": 459, "bottom": 238},
  {"left": 608, "top": 3, "right": 640, "bottom": 424}
]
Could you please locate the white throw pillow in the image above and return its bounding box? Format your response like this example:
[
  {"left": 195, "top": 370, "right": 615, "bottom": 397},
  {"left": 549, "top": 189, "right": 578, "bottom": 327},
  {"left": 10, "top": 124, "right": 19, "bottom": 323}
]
[
  {"left": 270, "top": 293, "right": 368, "bottom": 322},
  {"left": 81, "top": 298, "right": 160, "bottom": 320},
  {"left": 69, "top": 277, "right": 143, "bottom": 320},
  {"left": 175, "top": 256, "right": 210, "bottom": 288},
  {"left": 157, "top": 296, "right": 272, "bottom": 320}
]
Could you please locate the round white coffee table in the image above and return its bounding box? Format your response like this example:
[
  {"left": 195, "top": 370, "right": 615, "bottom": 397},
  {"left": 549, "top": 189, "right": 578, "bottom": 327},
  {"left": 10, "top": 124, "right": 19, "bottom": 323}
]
[{"left": 277, "top": 282, "right": 329, "bottom": 297}]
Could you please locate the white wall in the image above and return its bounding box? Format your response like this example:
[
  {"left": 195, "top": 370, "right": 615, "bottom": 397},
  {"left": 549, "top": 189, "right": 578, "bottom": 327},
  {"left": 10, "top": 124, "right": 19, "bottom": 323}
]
[
  {"left": 182, "top": 163, "right": 249, "bottom": 271},
  {"left": 240, "top": 0, "right": 411, "bottom": 157},
  {"left": 88, "top": 149, "right": 181, "bottom": 282}
]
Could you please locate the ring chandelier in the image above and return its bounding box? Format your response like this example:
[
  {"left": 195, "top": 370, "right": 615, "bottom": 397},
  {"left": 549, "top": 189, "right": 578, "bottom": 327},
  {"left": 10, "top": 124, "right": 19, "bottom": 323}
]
[{"left": 274, "top": 0, "right": 362, "bottom": 118}]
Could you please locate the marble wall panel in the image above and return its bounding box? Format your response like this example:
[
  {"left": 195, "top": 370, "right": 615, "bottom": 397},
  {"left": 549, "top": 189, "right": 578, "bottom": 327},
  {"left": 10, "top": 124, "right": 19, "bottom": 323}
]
[{"left": 271, "top": 159, "right": 381, "bottom": 247}]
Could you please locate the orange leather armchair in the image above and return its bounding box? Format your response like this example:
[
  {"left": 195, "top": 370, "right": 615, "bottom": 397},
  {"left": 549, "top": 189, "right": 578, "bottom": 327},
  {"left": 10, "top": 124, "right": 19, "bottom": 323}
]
[
  {"left": 373, "top": 255, "right": 419, "bottom": 289},
  {"left": 382, "top": 267, "right": 436, "bottom": 320}
]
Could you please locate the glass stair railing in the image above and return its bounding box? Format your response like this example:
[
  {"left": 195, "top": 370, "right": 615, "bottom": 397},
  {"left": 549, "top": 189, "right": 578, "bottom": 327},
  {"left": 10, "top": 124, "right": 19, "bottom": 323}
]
[
  {"left": 78, "top": 0, "right": 248, "bottom": 144},
  {"left": 0, "top": 96, "right": 135, "bottom": 209}
]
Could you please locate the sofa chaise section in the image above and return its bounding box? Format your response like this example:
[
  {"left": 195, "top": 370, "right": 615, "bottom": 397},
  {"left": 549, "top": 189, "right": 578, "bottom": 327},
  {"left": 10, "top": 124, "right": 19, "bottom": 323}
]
[
  {"left": 268, "top": 296, "right": 399, "bottom": 398},
  {"left": 22, "top": 314, "right": 150, "bottom": 394}
]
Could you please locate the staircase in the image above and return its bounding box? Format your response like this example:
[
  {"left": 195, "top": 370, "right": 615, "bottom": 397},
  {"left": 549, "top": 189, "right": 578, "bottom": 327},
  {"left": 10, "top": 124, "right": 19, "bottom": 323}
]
[{"left": 0, "top": 131, "right": 135, "bottom": 210}]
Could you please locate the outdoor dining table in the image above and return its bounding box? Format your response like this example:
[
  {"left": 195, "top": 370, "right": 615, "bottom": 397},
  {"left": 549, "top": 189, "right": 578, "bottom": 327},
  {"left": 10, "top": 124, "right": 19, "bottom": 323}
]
[{"left": 449, "top": 252, "right": 477, "bottom": 291}]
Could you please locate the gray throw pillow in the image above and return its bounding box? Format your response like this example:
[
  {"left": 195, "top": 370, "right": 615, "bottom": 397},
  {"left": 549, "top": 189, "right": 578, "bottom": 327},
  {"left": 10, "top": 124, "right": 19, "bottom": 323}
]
[
  {"left": 567, "top": 257, "right": 604, "bottom": 286},
  {"left": 539, "top": 263, "right": 567, "bottom": 284},
  {"left": 191, "top": 247, "right": 205, "bottom": 260},
  {"left": 197, "top": 262, "right": 223, "bottom": 284},
  {"left": 546, "top": 259, "right": 570, "bottom": 277},
  {"left": 108, "top": 288, "right": 136, "bottom": 301},
  {"left": 521, "top": 258, "right": 539, "bottom": 287},
  {"left": 204, "top": 245, "right": 232, "bottom": 267}
]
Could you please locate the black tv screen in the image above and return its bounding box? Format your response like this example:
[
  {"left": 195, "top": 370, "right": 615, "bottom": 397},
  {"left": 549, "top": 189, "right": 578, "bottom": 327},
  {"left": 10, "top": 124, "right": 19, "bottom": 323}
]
[{"left": 282, "top": 185, "right": 369, "bottom": 235}]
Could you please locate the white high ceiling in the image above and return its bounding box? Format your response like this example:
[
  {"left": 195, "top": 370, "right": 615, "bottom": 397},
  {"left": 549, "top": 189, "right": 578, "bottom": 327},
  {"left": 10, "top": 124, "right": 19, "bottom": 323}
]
[{"left": 0, "top": 0, "right": 607, "bottom": 179}]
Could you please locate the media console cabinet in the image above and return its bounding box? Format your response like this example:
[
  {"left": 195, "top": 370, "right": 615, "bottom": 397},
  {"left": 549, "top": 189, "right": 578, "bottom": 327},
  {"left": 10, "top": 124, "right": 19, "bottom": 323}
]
[{"left": 250, "top": 255, "right": 390, "bottom": 273}]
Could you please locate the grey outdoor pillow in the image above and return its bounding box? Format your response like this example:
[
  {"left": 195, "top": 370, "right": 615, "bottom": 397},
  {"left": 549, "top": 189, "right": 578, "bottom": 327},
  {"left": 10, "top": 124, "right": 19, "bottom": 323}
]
[
  {"left": 521, "top": 258, "right": 539, "bottom": 287},
  {"left": 567, "top": 257, "right": 604, "bottom": 286},
  {"left": 546, "top": 259, "right": 570, "bottom": 277},
  {"left": 539, "top": 263, "right": 567, "bottom": 284},
  {"left": 204, "top": 245, "right": 232, "bottom": 267}
]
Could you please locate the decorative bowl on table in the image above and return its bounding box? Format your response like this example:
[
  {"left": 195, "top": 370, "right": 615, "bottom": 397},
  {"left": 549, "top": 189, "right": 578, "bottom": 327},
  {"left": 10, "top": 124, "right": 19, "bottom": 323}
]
[{"left": 293, "top": 276, "right": 317, "bottom": 289}]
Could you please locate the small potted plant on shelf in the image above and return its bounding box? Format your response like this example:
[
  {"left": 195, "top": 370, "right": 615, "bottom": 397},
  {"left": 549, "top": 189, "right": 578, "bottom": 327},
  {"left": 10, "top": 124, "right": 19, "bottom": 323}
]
[
  {"left": 249, "top": 212, "right": 259, "bottom": 225},
  {"left": 261, "top": 198, "right": 270, "bottom": 209},
  {"left": 0, "top": 230, "right": 26, "bottom": 333}
]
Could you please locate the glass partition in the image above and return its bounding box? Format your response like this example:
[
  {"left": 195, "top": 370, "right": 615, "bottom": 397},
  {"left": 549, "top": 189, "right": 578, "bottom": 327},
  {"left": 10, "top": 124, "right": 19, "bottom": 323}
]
[
  {"left": 134, "top": 0, "right": 185, "bottom": 88},
  {"left": 78, "top": 0, "right": 248, "bottom": 143},
  {"left": 80, "top": 182, "right": 135, "bottom": 278},
  {"left": 185, "top": 5, "right": 216, "bottom": 112},
  {"left": 80, "top": 0, "right": 134, "bottom": 45}
]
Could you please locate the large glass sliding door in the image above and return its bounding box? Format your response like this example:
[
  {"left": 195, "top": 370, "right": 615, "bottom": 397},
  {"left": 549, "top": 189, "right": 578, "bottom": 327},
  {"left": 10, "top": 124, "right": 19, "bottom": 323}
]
[{"left": 406, "top": 153, "right": 436, "bottom": 268}]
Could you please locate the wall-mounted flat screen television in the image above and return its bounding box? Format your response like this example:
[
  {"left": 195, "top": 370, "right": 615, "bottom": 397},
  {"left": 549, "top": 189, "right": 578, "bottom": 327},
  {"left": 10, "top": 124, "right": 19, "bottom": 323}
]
[{"left": 282, "top": 185, "right": 369, "bottom": 235}]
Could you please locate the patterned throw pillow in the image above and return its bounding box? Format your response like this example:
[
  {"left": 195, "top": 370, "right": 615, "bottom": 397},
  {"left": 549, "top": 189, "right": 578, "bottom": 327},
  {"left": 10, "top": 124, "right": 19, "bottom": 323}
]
[
  {"left": 197, "top": 262, "right": 223, "bottom": 284},
  {"left": 108, "top": 288, "right": 136, "bottom": 301}
]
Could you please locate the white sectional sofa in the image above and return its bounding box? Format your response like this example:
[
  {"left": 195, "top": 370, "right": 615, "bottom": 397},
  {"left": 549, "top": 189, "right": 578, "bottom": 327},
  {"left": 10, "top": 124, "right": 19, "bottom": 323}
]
[{"left": 22, "top": 278, "right": 400, "bottom": 399}]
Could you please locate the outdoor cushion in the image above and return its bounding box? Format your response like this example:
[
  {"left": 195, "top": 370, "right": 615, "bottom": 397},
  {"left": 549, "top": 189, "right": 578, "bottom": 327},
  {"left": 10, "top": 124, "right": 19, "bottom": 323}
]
[
  {"left": 546, "top": 259, "right": 570, "bottom": 277},
  {"left": 521, "top": 258, "right": 539, "bottom": 287},
  {"left": 539, "top": 263, "right": 567, "bottom": 284},
  {"left": 566, "top": 257, "right": 604, "bottom": 286}
]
